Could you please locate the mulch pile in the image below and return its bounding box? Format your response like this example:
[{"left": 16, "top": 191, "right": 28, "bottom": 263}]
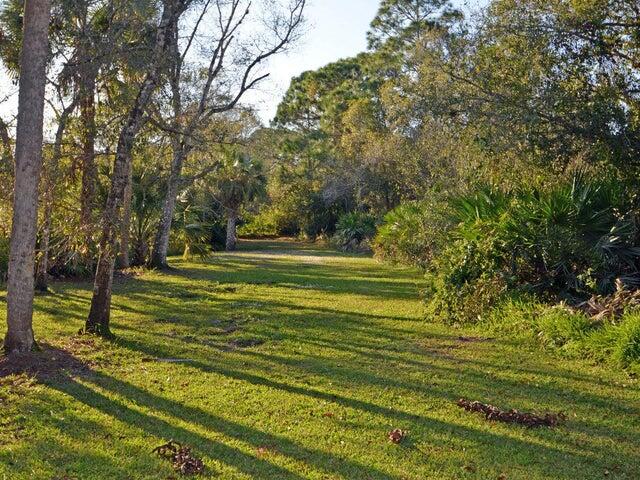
[
  {"left": 153, "top": 441, "right": 204, "bottom": 476},
  {"left": 457, "top": 399, "right": 566, "bottom": 428}
]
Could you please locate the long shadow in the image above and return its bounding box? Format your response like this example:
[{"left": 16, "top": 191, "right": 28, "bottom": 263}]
[
  {"left": 160, "top": 259, "right": 422, "bottom": 301},
  {"left": 50, "top": 374, "right": 309, "bottom": 480},
  {"left": 113, "top": 335, "right": 640, "bottom": 479},
  {"left": 116, "top": 323, "right": 640, "bottom": 452},
  {"left": 72, "top": 371, "right": 407, "bottom": 480}
]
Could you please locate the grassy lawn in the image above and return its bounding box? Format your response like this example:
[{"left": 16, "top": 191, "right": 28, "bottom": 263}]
[{"left": 1, "top": 239, "right": 638, "bottom": 479}]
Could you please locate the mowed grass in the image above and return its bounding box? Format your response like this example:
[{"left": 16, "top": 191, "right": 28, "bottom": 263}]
[{"left": 0, "top": 239, "right": 639, "bottom": 479}]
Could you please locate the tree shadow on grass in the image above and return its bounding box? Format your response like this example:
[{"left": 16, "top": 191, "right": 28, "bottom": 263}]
[
  {"left": 49, "top": 374, "right": 314, "bottom": 480},
  {"left": 160, "top": 257, "right": 422, "bottom": 301},
  {"left": 58, "top": 370, "right": 412, "bottom": 480},
  {"left": 111, "top": 334, "right": 639, "bottom": 480}
]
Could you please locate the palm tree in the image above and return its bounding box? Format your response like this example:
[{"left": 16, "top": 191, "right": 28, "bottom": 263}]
[{"left": 212, "top": 152, "right": 266, "bottom": 251}]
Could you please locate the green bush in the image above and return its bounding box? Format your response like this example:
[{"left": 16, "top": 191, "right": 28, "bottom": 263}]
[
  {"left": 333, "top": 212, "right": 378, "bottom": 251},
  {"left": 418, "top": 173, "right": 640, "bottom": 326},
  {"left": 372, "top": 200, "right": 451, "bottom": 267},
  {"left": 238, "top": 211, "right": 281, "bottom": 238}
]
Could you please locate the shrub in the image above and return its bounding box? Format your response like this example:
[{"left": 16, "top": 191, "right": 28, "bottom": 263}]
[
  {"left": 420, "top": 172, "right": 640, "bottom": 326},
  {"left": 238, "top": 211, "right": 281, "bottom": 238},
  {"left": 333, "top": 212, "right": 378, "bottom": 251},
  {"left": 372, "top": 200, "right": 451, "bottom": 267},
  {"left": 425, "top": 271, "right": 508, "bottom": 324}
]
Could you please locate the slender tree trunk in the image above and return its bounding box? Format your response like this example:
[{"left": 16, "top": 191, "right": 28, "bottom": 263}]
[
  {"left": 86, "top": 0, "right": 185, "bottom": 336},
  {"left": 4, "top": 0, "right": 51, "bottom": 353},
  {"left": 34, "top": 201, "right": 52, "bottom": 292},
  {"left": 150, "top": 24, "right": 185, "bottom": 270},
  {"left": 35, "top": 98, "right": 77, "bottom": 292},
  {"left": 150, "top": 147, "right": 186, "bottom": 268},
  {"left": 225, "top": 209, "right": 238, "bottom": 251},
  {"left": 79, "top": 70, "right": 97, "bottom": 237},
  {"left": 116, "top": 160, "right": 133, "bottom": 269}
]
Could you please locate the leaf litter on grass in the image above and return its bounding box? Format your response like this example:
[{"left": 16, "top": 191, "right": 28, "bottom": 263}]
[{"left": 457, "top": 399, "right": 566, "bottom": 428}]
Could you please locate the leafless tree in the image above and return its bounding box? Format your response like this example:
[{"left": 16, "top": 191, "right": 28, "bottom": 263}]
[{"left": 148, "top": 0, "right": 306, "bottom": 268}]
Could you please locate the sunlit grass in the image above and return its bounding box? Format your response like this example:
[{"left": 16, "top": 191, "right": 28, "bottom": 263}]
[{"left": 1, "top": 239, "right": 638, "bottom": 479}]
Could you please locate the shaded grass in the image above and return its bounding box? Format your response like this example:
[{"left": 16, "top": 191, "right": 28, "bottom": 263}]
[{"left": 0, "top": 239, "right": 638, "bottom": 479}]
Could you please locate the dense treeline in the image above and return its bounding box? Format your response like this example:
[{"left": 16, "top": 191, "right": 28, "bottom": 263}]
[
  {"left": 0, "top": 0, "right": 305, "bottom": 351},
  {"left": 240, "top": 0, "right": 640, "bottom": 370},
  {"left": 1, "top": 0, "right": 639, "bottom": 370}
]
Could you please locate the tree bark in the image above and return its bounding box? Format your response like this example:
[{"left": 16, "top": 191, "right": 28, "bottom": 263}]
[
  {"left": 116, "top": 160, "right": 133, "bottom": 269},
  {"left": 150, "top": 147, "right": 186, "bottom": 268},
  {"left": 35, "top": 98, "right": 78, "bottom": 291},
  {"left": 225, "top": 209, "right": 238, "bottom": 251},
  {"left": 4, "top": 0, "right": 51, "bottom": 353},
  {"left": 86, "top": 0, "right": 187, "bottom": 336},
  {"left": 79, "top": 70, "right": 97, "bottom": 236}
]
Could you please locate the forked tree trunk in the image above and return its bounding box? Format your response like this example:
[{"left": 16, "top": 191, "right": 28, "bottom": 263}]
[
  {"left": 150, "top": 147, "right": 186, "bottom": 268},
  {"left": 86, "top": 0, "right": 185, "bottom": 336},
  {"left": 225, "top": 209, "right": 238, "bottom": 251},
  {"left": 4, "top": 0, "right": 51, "bottom": 353}
]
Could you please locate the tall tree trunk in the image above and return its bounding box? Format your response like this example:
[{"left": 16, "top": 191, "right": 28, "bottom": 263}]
[
  {"left": 225, "top": 209, "right": 238, "bottom": 251},
  {"left": 150, "top": 147, "right": 186, "bottom": 268},
  {"left": 4, "top": 0, "right": 51, "bottom": 353},
  {"left": 116, "top": 160, "right": 133, "bottom": 269},
  {"left": 34, "top": 201, "right": 52, "bottom": 292},
  {"left": 85, "top": 0, "right": 185, "bottom": 336},
  {"left": 35, "top": 99, "right": 77, "bottom": 291},
  {"left": 79, "top": 70, "right": 97, "bottom": 237}
]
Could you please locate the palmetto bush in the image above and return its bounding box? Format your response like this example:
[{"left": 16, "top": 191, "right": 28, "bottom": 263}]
[
  {"left": 423, "top": 172, "right": 640, "bottom": 323},
  {"left": 373, "top": 200, "right": 452, "bottom": 268},
  {"left": 452, "top": 173, "right": 639, "bottom": 297},
  {"left": 333, "top": 211, "right": 378, "bottom": 251}
]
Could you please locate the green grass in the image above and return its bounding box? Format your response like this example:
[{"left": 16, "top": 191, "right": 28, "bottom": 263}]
[{"left": 1, "top": 239, "right": 639, "bottom": 479}]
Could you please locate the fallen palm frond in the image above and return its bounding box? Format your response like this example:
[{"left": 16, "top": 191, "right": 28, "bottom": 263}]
[
  {"left": 457, "top": 399, "right": 565, "bottom": 428},
  {"left": 575, "top": 279, "right": 640, "bottom": 323}
]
